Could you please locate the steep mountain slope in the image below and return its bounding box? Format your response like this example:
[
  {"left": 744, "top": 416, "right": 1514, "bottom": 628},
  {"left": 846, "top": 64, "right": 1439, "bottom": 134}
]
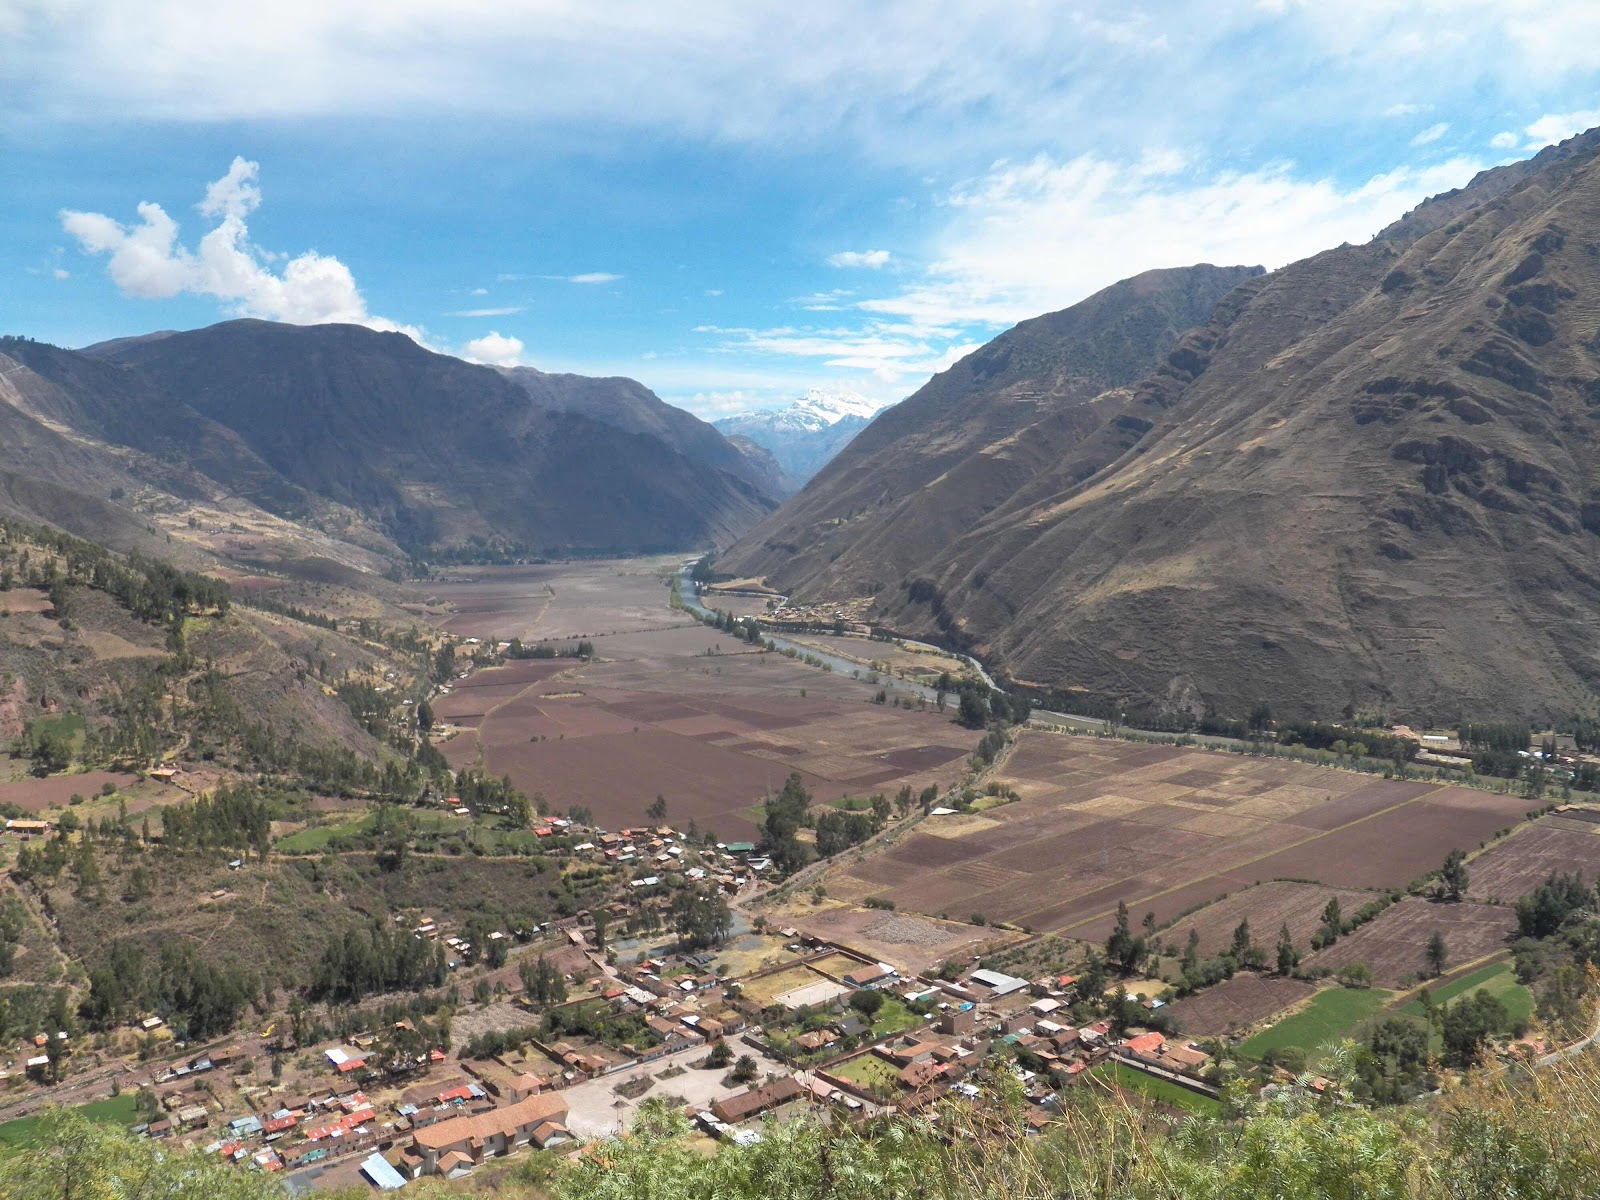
[
  {"left": 713, "top": 388, "right": 884, "bottom": 489},
  {"left": 741, "top": 130, "right": 1600, "bottom": 723},
  {"left": 496, "top": 364, "right": 782, "bottom": 495},
  {"left": 2, "top": 321, "right": 775, "bottom": 558},
  {"left": 720, "top": 263, "right": 1263, "bottom": 590}
]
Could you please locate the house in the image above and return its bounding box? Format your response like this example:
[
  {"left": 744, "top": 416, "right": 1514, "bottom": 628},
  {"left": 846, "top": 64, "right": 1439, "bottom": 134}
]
[
  {"left": 841, "top": 962, "right": 896, "bottom": 989},
  {"left": 411, "top": 1091, "right": 570, "bottom": 1175},
  {"left": 710, "top": 1076, "right": 805, "bottom": 1124},
  {"left": 360, "top": 1153, "right": 408, "bottom": 1191},
  {"left": 898, "top": 1059, "right": 947, "bottom": 1091},
  {"left": 938, "top": 1005, "right": 976, "bottom": 1036},
  {"left": 968, "top": 968, "right": 1029, "bottom": 997},
  {"left": 5, "top": 819, "right": 50, "bottom": 837},
  {"left": 882, "top": 1037, "right": 943, "bottom": 1066}
]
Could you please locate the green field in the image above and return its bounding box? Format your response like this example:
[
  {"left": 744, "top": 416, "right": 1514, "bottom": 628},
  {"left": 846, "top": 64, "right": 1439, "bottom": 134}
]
[
  {"left": 0, "top": 1091, "right": 138, "bottom": 1152},
  {"left": 1240, "top": 986, "right": 1395, "bottom": 1059},
  {"left": 275, "top": 812, "right": 378, "bottom": 852},
  {"left": 867, "top": 996, "right": 927, "bottom": 1039},
  {"left": 830, "top": 1052, "right": 901, "bottom": 1093},
  {"left": 1091, "top": 1061, "right": 1221, "bottom": 1116},
  {"left": 1401, "top": 961, "right": 1534, "bottom": 1027}
]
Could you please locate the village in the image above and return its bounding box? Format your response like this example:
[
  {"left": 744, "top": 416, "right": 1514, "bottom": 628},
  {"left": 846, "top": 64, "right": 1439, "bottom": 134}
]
[{"left": 54, "top": 860, "right": 1222, "bottom": 1193}]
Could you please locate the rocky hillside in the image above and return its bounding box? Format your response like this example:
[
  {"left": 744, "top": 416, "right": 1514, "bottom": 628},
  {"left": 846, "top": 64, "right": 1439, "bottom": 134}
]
[
  {"left": 0, "top": 321, "right": 776, "bottom": 561},
  {"left": 719, "top": 262, "right": 1263, "bottom": 595},
  {"left": 724, "top": 130, "right": 1600, "bottom": 724}
]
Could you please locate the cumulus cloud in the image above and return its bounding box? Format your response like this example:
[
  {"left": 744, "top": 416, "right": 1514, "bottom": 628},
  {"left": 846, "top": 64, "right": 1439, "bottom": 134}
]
[
  {"left": 857, "top": 151, "right": 1484, "bottom": 331},
  {"left": 827, "top": 250, "right": 891, "bottom": 269},
  {"left": 60, "top": 156, "right": 419, "bottom": 337},
  {"left": 1490, "top": 131, "right": 1520, "bottom": 149},
  {"left": 1523, "top": 109, "right": 1600, "bottom": 148},
  {"left": 1410, "top": 121, "right": 1449, "bottom": 146},
  {"left": 462, "top": 331, "right": 525, "bottom": 366}
]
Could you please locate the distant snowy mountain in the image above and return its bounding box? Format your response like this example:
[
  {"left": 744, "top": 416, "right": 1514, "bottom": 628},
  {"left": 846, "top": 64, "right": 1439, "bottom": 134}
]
[{"left": 714, "top": 388, "right": 886, "bottom": 490}]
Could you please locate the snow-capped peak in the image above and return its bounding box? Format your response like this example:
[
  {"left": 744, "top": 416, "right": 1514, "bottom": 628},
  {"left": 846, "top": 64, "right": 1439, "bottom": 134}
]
[{"left": 721, "top": 388, "right": 882, "bottom": 432}]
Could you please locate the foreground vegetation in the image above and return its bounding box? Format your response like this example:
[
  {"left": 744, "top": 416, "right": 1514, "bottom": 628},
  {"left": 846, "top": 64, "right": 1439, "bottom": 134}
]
[{"left": 15, "top": 1043, "right": 1600, "bottom": 1199}]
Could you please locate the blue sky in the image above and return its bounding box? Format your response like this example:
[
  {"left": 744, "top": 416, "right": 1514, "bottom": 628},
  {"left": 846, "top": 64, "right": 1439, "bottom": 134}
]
[{"left": 3, "top": 2, "right": 1598, "bottom": 418}]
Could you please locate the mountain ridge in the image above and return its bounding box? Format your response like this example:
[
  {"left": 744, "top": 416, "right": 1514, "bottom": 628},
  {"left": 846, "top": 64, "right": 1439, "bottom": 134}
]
[{"left": 721, "top": 129, "right": 1600, "bottom": 724}]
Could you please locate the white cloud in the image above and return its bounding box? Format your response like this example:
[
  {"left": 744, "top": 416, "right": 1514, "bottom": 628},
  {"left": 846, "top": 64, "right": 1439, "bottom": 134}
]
[
  {"left": 1383, "top": 102, "right": 1428, "bottom": 117},
  {"left": 827, "top": 249, "right": 891, "bottom": 269},
  {"left": 855, "top": 151, "right": 1485, "bottom": 331},
  {"left": 447, "top": 305, "right": 524, "bottom": 317},
  {"left": 10, "top": 2, "right": 1600, "bottom": 174},
  {"left": 1410, "top": 121, "right": 1449, "bottom": 146},
  {"left": 462, "top": 331, "right": 525, "bottom": 366},
  {"left": 471, "top": 286, "right": 488, "bottom": 295},
  {"left": 52, "top": 268, "right": 69, "bottom": 280},
  {"left": 1523, "top": 109, "right": 1600, "bottom": 148},
  {"left": 567, "top": 272, "right": 621, "bottom": 285},
  {"left": 60, "top": 156, "right": 420, "bottom": 337},
  {"left": 1489, "top": 131, "right": 1519, "bottom": 149},
  {"left": 704, "top": 288, "right": 723, "bottom": 296}
]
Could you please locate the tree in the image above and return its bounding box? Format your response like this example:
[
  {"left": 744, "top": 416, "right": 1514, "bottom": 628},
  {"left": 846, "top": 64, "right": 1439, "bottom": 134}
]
[
  {"left": 592, "top": 910, "right": 609, "bottom": 953},
  {"left": 1105, "top": 900, "right": 1145, "bottom": 975},
  {"left": 1182, "top": 929, "right": 1201, "bottom": 974},
  {"left": 731, "top": 1054, "right": 759, "bottom": 1084},
  {"left": 1276, "top": 923, "right": 1300, "bottom": 976},
  {"left": 706, "top": 1040, "right": 732, "bottom": 1069},
  {"left": 894, "top": 784, "right": 914, "bottom": 819},
  {"left": 1425, "top": 929, "right": 1449, "bottom": 977},
  {"left": 849, "top": 989, "right": 885, "bottom": 1017},
  {"left": 520, "top": 955, "right": 567, "bottom": 1008},
  {"left": 29, "top": 730, "right": 71, "bottom": 777},
  {"left": 416, "top": 698, "right": 434, "bottom": 732},
  {"left": 647, "top": 794, "right": 668, "bottom": 821},
  {"left": 1439, "top": 849, "right": 1469, "bottom": 901},
  {"left": 1230, "top": 918, "right": 1253, "bottom": 961},
  {"left": 1320, "top": 897, "right": 1344, "bottom": 945},
  {"left": 870, "top": 793, "right": 891, "bottom": 827},
  {"left": 956, "top": 690, "right": 988, "bottom": 730}
]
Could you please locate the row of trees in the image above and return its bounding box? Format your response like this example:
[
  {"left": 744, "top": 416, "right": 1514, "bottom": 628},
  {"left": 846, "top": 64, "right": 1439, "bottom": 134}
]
[{"left": 309, "top": 923, "right": 449, "bottom": 1004}]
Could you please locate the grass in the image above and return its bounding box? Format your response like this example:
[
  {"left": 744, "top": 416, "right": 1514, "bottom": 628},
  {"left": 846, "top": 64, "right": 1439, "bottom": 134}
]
[
  {"left": 1239, "top": 986, "right": 1395, "bottom": 1059},
  {"left": 1090, "top": 1061, "right": 1221, "bottom": 1116},
  {"left": 274, "top": 812, "right": 378, "bottom": 852},
  {"left": 830, "top": 1052, "right": 902, "bottom": 1093},
  {"left": 1401, "top": 961, "right": 1534, "bottom": 1027},
  {"left": 829, "top": 795, "right": 876, "bottom": 812},
  {"left": 867, "top": 996, "right": 927, "bottom": 1039},
  {"left": 0, "top": 1091, "right": 139, "bottom": 1152}
]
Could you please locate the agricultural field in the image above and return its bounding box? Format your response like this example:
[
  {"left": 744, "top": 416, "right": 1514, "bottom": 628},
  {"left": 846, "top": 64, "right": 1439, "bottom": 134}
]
[
  {"left": 0, "top": 770, "right": 135, "bottom": 813},
  {"left": 766, "top": 902, "right": 1006, "bottom": 975},
  {"left": 1164, "top": 974, "right": 1319, "bottom": 1037},
  {"left": 831, "top": 730, "right": 1530, "bottom": 939},
  {"left": 1238, "top": 986, "right": 1395, "bottom": 1060},
  {"left": 1466, "top": 816, "right": 1600, "bottom": 902},
  {"left": 431, "top": 573, "right": 981, "bottom": 841},
  {"left": 1399, "top": 961, "right": 1534, "bottom": 1027},
  {"left": 1307, "top": 898, "right": 1516, "bottom": 988},
  {"left": 1089, "top": 1061, "right": 1222, "bottom": 1116},
  {"left": 1162, "top": 881, "right": 1371, "bottom": 959},
  {"left": 0, "top": 1091, "right": 137, "bottom": 1152}
]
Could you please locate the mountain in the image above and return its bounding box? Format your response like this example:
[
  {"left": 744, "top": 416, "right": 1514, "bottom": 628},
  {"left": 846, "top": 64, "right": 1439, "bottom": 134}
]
[
  {"left": 495, "top": 365, "right": 781, "bottom": 495},
  {"left": 720, "top": 262, "right": 1263, "bottom": 589},
  {"left": 0, "top": 320, "right": 776, "bottom": 561},
  {"left": 723, "top": 129, "right": 1600, "bottom": 724},
  {"left": 713, "top": 388, "right": 885, "bottom": 489}
]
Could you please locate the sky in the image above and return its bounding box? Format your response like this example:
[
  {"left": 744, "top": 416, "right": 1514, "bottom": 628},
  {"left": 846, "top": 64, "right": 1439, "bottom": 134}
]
[{"left": 3, "top": 2, "right": 1600, "bottom": 419}]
